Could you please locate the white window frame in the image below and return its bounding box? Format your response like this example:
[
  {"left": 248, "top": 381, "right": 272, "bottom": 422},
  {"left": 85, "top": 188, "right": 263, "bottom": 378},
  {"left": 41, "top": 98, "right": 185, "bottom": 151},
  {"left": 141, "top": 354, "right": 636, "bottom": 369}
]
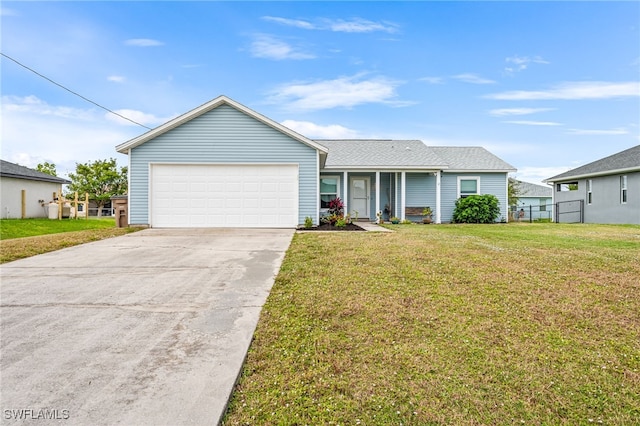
[
  {"left": 457, "top": 176, "right": 480, "bottom": 198},
  {"left": 621, "top": 175, "right": 627, "bottom": 204},
  {"left": 320, "top": 175, "right": 341, "bottom": 211},
  {"left": 587, "top": 179, "right": 593, "bottom": 205}
]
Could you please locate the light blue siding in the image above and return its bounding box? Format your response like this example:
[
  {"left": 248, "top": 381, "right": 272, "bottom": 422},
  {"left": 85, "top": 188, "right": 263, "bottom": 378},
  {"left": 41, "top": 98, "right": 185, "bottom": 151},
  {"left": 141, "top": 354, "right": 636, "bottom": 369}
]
[
  {"left": 440, "top": 172, "right": 509, "bottom": 222},
  {"left": 129, "top": 105, "right": 318, "bottom": 225},
  {"left": 405, "top": 173, "right": 436, "bottom": 220}
]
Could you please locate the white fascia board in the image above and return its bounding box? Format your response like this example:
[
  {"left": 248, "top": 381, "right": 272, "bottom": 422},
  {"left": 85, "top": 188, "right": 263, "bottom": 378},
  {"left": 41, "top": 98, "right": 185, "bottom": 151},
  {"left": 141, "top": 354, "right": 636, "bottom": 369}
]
[
  {"left": 544, "top": 167, "right": 640, "bottom": 183},
  {"left": 322, "top": 166, "right": 447, "bottom": 172},
  {"left": 116, "top": 95, "right": 329, "bottom": 155},
  {"left": 443, "top": 169, "right": 516, "bottom": 173}
]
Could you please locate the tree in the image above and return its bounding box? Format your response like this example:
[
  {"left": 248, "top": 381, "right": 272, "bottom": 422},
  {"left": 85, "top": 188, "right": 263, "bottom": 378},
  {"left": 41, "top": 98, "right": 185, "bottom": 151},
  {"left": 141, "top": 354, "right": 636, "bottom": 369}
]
[
  {"left": 452, "top": 194, "right": 501, "bottom": 223},
  {"left": 36, "top": 162, "right": 57, "bottom": 176},
  {"left": 67, "top": 158, "right": 127, "bottom": 217},
  {"left": 508, "top": 177, "right": 522, "bottom": 208}
]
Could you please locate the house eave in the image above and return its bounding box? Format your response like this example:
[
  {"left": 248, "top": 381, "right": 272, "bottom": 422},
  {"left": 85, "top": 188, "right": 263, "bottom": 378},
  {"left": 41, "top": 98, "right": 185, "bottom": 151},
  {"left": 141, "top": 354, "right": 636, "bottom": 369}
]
[
  {"left": 544, "top": 166, "right": 640, "bottom": 183},
  {"left": 322, "top": 165, "right": 449, "bottom": 172},
  {"left": 116, "top": 95, "right": 329, "bottom": 155},
  {"left": 0, "top": 173, "right": 70, "bottom": 184},
  {"left": 443, "top": 169, "right": 516, "bottom": 173}
]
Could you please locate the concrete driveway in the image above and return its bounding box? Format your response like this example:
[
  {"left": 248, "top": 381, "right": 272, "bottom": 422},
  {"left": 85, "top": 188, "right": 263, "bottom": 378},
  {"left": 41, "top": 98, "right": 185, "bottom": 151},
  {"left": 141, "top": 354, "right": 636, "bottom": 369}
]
[{"left": 0, "top": 228, "right": 294, "bottom": 425}]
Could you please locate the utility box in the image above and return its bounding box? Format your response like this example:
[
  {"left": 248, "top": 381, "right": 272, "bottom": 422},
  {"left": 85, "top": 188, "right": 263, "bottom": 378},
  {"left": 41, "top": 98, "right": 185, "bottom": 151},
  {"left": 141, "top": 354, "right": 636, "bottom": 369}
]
[{"left": 111, "top": 195, "right": 129, "bottom": 228}]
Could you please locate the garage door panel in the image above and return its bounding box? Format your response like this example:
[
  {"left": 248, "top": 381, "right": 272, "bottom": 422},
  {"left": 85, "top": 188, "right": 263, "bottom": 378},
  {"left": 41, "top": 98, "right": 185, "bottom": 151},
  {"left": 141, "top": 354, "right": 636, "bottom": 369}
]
[{"left": 151, "top": 164, "right": 298, "bottom": 228}]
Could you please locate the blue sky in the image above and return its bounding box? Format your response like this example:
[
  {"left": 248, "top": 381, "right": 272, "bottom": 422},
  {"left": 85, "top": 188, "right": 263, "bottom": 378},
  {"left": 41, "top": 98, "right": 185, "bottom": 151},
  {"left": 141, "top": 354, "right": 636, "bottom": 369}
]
[{"left": 2, "top": 1, "right": 639, "bottom": 185}]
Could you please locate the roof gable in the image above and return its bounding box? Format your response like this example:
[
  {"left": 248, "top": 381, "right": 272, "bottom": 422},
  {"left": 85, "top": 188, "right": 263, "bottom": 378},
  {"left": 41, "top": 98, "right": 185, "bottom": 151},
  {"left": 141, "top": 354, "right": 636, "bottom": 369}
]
[
  {"left": 116, "top": 95, "right": 328, "bottom": 155},
  {"left": 546, "top": 144, "right": 640, "bottom": 182},
  {"left": 0, "top": 160, "right": 70, "bottom": 184}
]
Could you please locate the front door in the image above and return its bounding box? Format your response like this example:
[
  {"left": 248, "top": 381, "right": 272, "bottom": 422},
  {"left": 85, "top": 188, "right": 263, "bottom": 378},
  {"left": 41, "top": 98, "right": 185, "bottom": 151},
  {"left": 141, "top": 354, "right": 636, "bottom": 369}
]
[{"left": 350, "top": 177, "right": 370, "bottom": 218}]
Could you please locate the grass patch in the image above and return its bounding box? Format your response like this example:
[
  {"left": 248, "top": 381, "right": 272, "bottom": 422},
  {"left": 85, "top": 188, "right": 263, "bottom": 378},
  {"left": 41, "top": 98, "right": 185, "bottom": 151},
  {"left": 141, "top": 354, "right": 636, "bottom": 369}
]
[
  {"left": 0, "top": 218, "right": 140, "bottom": 263},
  {"left": 0, "top": 217, "right": 119, "bottom": 240},
  {"left": 223, "top": 223, "right": 640, "bottom": 425}
]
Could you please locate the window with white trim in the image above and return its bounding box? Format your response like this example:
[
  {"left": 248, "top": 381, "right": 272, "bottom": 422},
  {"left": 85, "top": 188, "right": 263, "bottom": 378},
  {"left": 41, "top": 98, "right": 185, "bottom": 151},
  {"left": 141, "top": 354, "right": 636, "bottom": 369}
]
[
  {"left": 621, "top": 175, "right": 627, "bottom": 204},
  {"left": 587, "top": 179, "right": 593, "bottom": 205},
  {"left": 540, "top": 199, "right": 547, "bottom": 211},
  {"left": 458, "top": 177, "right": 480, "bottom": 198},
  {"left": 320, "top": 176, "right": 340, "bottom": 209}
]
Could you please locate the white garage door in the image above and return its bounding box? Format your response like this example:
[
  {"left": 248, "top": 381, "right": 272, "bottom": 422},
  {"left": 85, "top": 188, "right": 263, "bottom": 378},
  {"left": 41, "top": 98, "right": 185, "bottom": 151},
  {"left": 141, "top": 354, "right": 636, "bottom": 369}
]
[{"left": 150, "top": 164, "right": 299, "bottom": 228}]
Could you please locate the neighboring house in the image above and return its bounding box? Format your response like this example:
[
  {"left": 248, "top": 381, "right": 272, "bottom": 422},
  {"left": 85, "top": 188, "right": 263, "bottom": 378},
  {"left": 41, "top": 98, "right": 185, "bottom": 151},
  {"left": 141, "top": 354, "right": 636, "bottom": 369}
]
[
  {"left": 0, "top": 159, "right": 70, "bottom": 219},
  {"left": 510, "top": 178, "right": 553, "bottom": 221},
  {"left": 116, "top": 96, "right": 516, "bottom": 228},
  {"left": 545, "top": 145, "right": 640, "bottom": 224}
]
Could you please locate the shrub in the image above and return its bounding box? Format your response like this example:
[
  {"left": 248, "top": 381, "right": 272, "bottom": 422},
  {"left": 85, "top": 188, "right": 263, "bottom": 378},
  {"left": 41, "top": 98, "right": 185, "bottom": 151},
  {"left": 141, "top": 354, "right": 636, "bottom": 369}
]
[
  {"left": 304, "top": 216, "right": 313, "bottom": 228},
  {"left": 328, "top": 198, "right": 344, "bottom": 217},
  {"left": 335, "top": 218, "right": 347, "bottom": 228},
  {"left": 453, "top": 194, "right": 501, "bottom": 223}
]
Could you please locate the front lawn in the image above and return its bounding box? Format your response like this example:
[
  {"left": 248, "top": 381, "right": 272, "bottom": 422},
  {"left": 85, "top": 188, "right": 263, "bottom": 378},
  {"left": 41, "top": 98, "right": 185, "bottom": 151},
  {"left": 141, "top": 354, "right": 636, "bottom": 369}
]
[
  {"left": 223, "top": 223, "right": 640, "bottom": 425},
  {"left": 0, "top": 218, "right": 139, "bottom": 263}
]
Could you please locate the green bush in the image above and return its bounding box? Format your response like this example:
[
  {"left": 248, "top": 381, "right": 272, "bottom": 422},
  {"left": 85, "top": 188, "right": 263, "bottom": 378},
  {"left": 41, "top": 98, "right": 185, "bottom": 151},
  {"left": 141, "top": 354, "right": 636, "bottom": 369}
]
[
  {"left": 304, "top": 216, "right": 313, "bottom": 228},
  {"left": 453, "top": 194, "right": 501, "bottom": 223}
]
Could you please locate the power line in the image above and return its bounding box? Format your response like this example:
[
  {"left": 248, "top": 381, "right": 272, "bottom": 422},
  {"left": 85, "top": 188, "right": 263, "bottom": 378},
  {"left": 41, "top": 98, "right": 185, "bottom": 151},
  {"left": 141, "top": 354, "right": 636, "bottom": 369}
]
[{"left": 1, "top": 52, "right": 152, "bottom": 130}]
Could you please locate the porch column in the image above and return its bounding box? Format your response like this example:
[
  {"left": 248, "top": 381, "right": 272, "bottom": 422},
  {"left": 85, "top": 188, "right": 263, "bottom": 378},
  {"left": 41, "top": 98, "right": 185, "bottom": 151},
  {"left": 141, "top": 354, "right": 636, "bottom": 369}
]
[
  {"left": 343, "top": 171, "right": 348, "bottom": 214},
  {"left": 394, "top": 172, "right": 399, "bottom": 219},
  {"left": 375, "top": 171, "right": 380, "bottom": 222},
  {"left": 401, "top": 171, "right": 406, "bottom": 221},
  {"left": 436, "top": 170, "right": 442, "bottom": 224}
]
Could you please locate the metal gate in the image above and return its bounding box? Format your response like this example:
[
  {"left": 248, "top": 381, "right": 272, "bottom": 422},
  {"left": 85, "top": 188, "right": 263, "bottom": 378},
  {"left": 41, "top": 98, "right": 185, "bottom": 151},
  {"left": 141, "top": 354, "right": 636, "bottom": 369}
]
[{"left": 555, "top": 200, "right": 584, "bottom": 223}]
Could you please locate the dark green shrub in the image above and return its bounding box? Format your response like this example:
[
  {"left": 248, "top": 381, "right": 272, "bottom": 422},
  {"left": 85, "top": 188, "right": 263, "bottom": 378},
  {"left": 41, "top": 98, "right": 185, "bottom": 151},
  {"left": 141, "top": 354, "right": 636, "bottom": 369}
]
[{"left": 453, "top": 194, "right": 501, "bottom": 223}]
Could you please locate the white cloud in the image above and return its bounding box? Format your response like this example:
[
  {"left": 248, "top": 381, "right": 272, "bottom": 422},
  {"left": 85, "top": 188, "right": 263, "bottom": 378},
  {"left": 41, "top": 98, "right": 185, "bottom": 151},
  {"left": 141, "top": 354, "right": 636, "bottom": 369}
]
[
  {"left": 504, "top": 55, "right": 549, "bottom": 74},
  {"left": 503, "top": 120, "right": 563, "bottom": 126},
  {"left": 261, "top": 16, "right": 315, "bottom": 30},
  {"left": 250, "top": 34, "right": 315, "bottom": 60},
  {"left": 107, "top": 75, "right": 125, "bottom": 83},
  {"left": 1, "top": 96, "right": 137, "bottom": 173},
  {"left": 281, "top": 120, "right": 360, "bottom": 139},
  {"left": 327, "top": 18, "right": 399, "bottom": 33},
  {"left": 125, "top": 38, "right": 164, "bottom": 47},
  {"left": 420, "top": 77, "right": 445, "bottom": 84},
  {"left": 565, "top": 128, "right": 628, "bottom": 135},
  {"left": 262, "top": 16, "right": 399, "bottom": 33},
  {"left": 267, "top": 74, "right": 406, "bottom": 111},
  {"left": 515, "top": 166, "right": 571, "bottom": 185},
  {"left": 489, "top": 107, "right": 555, "bottom": 116},
  {"left": 485, "top": 81, "right": 640, "bottom": 100},
  {"left": 105, "top": 109, "right": 173, "bottom": 127},
  {"left": 452, "top": 73, "right": 496, "bottom": 84},
  {"left": 2, "top": 95, "right": 95, "bottom": 120}
]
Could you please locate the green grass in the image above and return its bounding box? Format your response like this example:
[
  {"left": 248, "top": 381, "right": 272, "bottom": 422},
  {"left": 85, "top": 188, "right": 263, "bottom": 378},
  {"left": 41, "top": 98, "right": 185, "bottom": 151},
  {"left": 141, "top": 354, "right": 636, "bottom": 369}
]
[
  {"left": 0, "top": 217, "right": 119, "bottom": 240},
  {"left": 223, "top": 223, "right": 640, "bottom": 425},
  {"left": 0, "top": 218, "right": 140, "bottom": 263}
]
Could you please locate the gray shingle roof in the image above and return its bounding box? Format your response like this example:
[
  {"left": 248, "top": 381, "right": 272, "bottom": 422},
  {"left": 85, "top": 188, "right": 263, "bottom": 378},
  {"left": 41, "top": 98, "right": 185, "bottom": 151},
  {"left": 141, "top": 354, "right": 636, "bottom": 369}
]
[
  {"left": 0, "top": 160, "right": 70, "bottom": 184},
  {"left": 510, "top": 178, "right": 552, "bottom": 197},
  {"left": 429, "top": 146, "right": 516, "bottom": 172},
  {"left": 318, "top": 140, "right": 448, "bottom": 169},
  {"left": 546, "top": 144, "right": 640, "bottom": 182}
]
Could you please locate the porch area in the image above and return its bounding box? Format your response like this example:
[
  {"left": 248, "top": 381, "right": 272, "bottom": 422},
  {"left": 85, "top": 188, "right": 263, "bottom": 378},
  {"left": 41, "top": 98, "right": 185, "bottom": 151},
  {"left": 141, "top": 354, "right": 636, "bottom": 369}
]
[{"left": 319, "top": 171, "right": 442, "bottom": 224}]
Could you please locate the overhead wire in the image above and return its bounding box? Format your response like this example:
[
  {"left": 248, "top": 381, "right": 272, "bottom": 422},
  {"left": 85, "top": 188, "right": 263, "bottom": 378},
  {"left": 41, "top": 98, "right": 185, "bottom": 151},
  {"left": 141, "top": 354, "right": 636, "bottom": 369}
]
[{"left": 0, "top": 52, "right": 152, "bottom": 130}]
